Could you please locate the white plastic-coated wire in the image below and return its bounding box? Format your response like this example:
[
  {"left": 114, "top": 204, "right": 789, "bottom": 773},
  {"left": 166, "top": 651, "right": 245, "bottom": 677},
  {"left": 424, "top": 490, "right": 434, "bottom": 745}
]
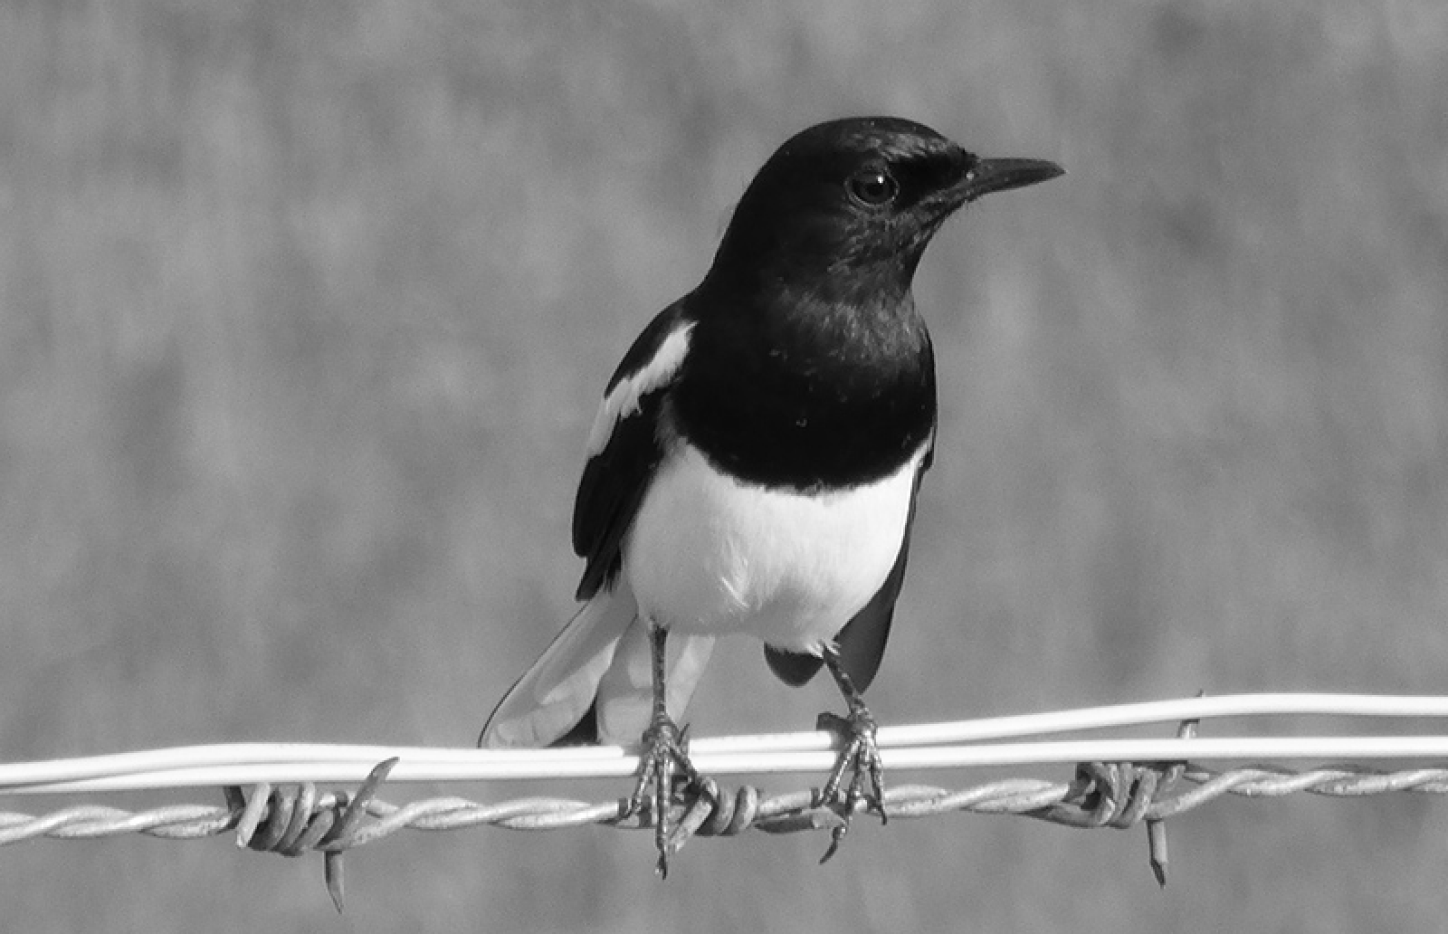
[
  {"left": 3, "top": 693, "right": 1447, "bottom": 794},
  {"left": 7, "top": 735, "right": 1448, "bottom": 794}
]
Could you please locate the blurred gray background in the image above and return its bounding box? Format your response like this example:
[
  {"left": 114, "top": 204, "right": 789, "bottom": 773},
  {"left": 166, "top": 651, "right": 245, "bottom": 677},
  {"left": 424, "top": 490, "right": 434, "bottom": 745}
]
[{"left": 2, "top": 1, "right": 1447, "bottom": 931}]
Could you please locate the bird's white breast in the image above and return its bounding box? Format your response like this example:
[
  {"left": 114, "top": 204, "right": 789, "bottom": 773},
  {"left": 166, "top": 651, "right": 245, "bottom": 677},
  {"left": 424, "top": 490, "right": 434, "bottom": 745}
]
[{"left": 623, "top": 443, "right": 922, "bottom": 654}]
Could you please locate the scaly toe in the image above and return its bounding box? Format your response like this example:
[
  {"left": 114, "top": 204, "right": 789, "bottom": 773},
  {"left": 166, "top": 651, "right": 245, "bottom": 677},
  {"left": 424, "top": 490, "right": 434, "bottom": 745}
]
[
  {"left": 814, "top": 708, "right": 888, "bottom": 861},
  {"left": 626, "top": 716, "right": 706, "bottom": 878}
]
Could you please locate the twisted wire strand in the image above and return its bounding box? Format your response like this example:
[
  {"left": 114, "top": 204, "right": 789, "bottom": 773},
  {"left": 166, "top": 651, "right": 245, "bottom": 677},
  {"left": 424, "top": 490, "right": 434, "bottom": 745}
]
[{"left": 5, "top": 762, "right": 1448, "bottom": 849}]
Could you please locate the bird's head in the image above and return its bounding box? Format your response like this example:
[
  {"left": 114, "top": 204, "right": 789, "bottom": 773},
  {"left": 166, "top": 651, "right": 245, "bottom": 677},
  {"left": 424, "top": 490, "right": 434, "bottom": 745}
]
[{"left": 705, "top": 116, "right": 1062, "bottom": 306}]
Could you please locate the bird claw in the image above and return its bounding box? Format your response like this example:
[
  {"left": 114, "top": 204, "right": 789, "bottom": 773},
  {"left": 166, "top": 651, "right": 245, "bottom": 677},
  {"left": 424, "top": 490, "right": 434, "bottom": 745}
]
[
  {"left": 624, "top": 716, "right": 707, "bottom": 878},
  {"left": 814, "top": 707, "right": 887, "bottom": 862}
]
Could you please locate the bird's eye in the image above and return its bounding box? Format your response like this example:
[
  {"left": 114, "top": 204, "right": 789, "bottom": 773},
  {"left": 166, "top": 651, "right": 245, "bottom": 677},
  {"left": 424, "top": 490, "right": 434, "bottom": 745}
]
[{"left": 846, "top": 168, "right": 899, "bottom": 207}]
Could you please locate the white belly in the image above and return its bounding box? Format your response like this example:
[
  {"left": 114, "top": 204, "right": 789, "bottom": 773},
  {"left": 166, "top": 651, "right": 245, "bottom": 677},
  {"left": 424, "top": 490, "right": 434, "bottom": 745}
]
[{"left": 623, "top": 443, "right": 921, "bottom": 654}]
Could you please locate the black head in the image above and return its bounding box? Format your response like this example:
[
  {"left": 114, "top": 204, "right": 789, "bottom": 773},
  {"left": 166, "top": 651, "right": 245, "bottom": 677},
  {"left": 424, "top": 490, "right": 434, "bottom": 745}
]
[{"left": 704, "top": 116, "right": 1062, "bottom": 304}]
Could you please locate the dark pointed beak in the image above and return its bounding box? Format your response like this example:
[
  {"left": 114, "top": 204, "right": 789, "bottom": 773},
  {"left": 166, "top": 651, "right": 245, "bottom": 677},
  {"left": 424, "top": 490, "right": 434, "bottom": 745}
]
[{"left": 958, "top": 157, "right": 1064, "bottom": 202}]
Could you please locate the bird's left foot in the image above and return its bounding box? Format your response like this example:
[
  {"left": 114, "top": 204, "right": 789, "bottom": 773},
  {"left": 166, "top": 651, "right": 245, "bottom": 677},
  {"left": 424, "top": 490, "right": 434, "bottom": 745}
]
[
  {"left": 814, "top": 702, "right": 887, "bottom": 863},
  {"left": 624, "top": 713, "right": 710, "bottom": 877}
]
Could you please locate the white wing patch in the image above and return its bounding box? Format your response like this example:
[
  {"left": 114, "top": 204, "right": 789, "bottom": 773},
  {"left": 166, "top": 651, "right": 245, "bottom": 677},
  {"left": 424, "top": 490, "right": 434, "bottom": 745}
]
[{"left": 584, "top": 321, "right": 696, "bottom": 457}]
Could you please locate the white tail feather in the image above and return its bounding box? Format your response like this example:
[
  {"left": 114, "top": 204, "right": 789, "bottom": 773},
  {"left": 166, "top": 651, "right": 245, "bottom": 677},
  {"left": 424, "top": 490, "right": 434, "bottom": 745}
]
[
  {"left": 481, "top": 580, "right": 716, "bottom": 748},
  {"left": 480, "top": 585, "right": 639, "bottom": 747},
  {"left": 594, "top": 622, "right": 715, "bottom": 745}
]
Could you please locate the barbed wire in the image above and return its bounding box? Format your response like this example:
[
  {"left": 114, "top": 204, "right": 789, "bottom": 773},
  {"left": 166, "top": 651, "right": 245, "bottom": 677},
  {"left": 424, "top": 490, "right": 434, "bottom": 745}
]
[{"left": 4, "top": 693, "right": 1448, "bottom": 910}]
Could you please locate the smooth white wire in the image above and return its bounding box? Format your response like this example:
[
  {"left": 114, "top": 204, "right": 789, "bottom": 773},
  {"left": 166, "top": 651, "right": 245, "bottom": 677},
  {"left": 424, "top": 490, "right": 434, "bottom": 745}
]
[
  {"left": 706, "top": 692, "right": 1448, "bottom": 753},
  {"left": 10, "top": 736, "right": 1448, "bottom": 795},
  {"left": 4, "top": 693, "right": 1447, "bottom": 795}
]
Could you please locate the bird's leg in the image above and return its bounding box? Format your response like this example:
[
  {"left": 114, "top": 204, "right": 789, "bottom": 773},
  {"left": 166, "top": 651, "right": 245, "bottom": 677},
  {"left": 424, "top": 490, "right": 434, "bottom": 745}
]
[
  {"left": 624, "top": 622, "right": 707, "bottom": 877},
  {"left": 814, "top": 645, "right": 887, "bottom": 862}
]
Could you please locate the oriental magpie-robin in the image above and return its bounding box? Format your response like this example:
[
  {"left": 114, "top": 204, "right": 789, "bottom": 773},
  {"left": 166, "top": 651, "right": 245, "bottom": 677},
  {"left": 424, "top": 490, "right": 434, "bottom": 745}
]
[{"left": 481, "top": 116, "right": 1061, "bottom": 872}]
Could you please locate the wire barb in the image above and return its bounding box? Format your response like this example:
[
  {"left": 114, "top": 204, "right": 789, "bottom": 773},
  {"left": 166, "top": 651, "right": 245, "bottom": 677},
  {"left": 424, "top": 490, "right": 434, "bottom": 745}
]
[
  {"left": 1145, "top": 711, "right": 1200, "bottom": 886},
  {"left": 223, "top": 758, "right": 398, "bottom": 912}
]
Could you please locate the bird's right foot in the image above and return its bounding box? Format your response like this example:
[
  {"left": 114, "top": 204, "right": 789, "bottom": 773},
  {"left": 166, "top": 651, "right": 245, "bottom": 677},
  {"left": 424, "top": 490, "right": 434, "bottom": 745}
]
[{"left": 624, "top": 712, "right": 710, "bottom": 878}]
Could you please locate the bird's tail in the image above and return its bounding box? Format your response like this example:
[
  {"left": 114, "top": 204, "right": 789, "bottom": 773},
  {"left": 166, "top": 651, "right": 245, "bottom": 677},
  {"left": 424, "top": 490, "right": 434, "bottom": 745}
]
[{"left": 479, "top": 581, "right": 715, "bottom": 748}]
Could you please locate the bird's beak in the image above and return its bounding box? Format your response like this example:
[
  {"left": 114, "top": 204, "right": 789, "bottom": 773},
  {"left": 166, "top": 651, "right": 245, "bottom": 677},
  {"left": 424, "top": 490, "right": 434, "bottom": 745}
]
[{"left": 957, "top": 157, "right": 1064, "bottom": 202}]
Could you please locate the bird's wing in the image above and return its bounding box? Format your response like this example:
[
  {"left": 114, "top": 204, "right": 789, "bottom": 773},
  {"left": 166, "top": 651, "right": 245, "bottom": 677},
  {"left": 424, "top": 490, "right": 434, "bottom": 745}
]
[
  {"left": 573, "top": 299, "right": 695, "bottom": 600},
  {"left": 764, "top": 436, "right": 933, "bottom": 692},
  {"left": 481, "top": 300, "right": 700, "bottom": 749}
]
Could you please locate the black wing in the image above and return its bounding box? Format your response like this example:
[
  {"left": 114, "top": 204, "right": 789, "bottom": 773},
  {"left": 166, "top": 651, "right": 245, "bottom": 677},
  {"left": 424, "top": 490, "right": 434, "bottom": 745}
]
[{"left": 573, "top": 298, "right": 694, "bottom": 600}]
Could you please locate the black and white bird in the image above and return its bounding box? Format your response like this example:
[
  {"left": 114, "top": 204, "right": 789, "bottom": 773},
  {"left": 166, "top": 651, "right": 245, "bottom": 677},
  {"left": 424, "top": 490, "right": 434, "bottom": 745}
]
[{"left": 481, "top": 116, "right": 1061, "bottom": 871}]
